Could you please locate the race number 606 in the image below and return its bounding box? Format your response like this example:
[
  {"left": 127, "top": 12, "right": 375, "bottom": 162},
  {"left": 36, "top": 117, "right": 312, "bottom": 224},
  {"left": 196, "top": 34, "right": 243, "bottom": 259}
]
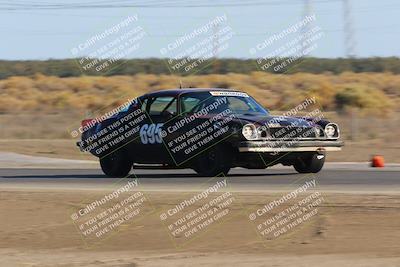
[{"left": 140, "top": 123, "right": 163, "bottom": 144}]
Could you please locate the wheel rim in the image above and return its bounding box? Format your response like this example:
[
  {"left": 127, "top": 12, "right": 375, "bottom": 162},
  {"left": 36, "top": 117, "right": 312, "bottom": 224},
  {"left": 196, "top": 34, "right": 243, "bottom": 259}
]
[
  {"left": 103, "top": 154, "right": 117, "bottom": 170},
  {"left": 207, "top": 149, "right": 216, "bottom": 162},
  {"left": 106, "top": 155, "right": 115, "bottom": 167},
  {"left": 198, "top": 148, "right": 218, "bottom": 172}
]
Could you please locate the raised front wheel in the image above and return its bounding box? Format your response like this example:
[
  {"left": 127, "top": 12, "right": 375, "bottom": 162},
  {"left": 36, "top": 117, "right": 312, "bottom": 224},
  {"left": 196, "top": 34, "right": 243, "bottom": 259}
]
[{"left": 293, "top": 152, "right": 325, "bottom": 173}]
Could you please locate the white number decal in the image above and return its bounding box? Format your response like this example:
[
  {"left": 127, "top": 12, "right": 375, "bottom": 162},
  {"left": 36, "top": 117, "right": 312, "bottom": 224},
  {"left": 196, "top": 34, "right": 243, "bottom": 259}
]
[
  {"left": 140, "top": 124, "right": 148, "bottom": 144},
  {"left": 140, "top": 123, "right": 164, "bottom": 144},
  {"left": 155, "top": 124, "right": 163, "bottom": 143}
]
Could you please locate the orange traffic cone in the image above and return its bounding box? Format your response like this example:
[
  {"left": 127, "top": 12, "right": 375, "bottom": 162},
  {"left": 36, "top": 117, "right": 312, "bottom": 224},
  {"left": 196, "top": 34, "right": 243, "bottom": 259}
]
[{"left": 371, "top": 155, "right": 384, "bottom": 168}]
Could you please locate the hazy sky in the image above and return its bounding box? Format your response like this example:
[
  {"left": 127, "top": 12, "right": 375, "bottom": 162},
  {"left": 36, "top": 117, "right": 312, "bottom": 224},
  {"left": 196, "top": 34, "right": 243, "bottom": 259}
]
[{"left": 0, "top": 0, "right": 398, "bottom": 60}]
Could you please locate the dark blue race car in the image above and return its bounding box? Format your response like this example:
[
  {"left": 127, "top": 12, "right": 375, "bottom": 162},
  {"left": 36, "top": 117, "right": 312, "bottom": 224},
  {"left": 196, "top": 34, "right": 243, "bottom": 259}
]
[{"left": 77, "top": 88, "right": 343, "bottom": 177}]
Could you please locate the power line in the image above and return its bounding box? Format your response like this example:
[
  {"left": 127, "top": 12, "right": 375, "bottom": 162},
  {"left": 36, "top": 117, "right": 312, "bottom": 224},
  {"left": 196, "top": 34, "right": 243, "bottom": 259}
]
[
  {"left": 0, "top": 0, "right": 340, "bottom": 10},
  {"left": 1, "top": 24, "right": 399, "bottom": 36}
]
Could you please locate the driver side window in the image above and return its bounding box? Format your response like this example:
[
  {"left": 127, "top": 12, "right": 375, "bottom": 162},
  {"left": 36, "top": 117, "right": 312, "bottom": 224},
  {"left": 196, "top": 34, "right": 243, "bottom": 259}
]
[{"left": 181, "top": 96, "right": 202, "bottom": 114}]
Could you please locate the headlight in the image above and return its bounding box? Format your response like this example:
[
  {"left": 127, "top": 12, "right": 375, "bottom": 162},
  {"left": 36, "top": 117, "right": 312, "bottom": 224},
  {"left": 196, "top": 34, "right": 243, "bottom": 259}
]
[
  {"left": 324, "top": 123, "right": 339, "bottom": 138},
  {"left": 315, "top": 127, "right": 323, "bottom": 137},
  {"left": 242, "top": 124, "right": 258, "bottom": 140}
]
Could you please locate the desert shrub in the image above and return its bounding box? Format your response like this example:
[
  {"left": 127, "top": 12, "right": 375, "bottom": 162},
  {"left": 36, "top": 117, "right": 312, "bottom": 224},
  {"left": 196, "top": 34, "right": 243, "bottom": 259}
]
[{"left": 335, "top": 85, "right": 393, "bottom": 115}]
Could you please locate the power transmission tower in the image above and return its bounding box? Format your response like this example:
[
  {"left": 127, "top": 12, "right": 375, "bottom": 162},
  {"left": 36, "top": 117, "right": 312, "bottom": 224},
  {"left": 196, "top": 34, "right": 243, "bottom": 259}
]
[
  {"left": 212, "top": 22, "right": 220, "bottom": 73},
  {"left": 343, "top": 0, "right": 357, "bottom": 57},
  {"left": 302, "top": 0, "right": 313, "bottom": 57}
]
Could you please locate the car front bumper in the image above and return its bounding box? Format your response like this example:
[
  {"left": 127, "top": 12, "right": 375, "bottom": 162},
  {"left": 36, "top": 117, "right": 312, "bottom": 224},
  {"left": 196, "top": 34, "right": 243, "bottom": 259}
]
[{"left": 238, "top": 140, "right": 344, "bottom": 152}]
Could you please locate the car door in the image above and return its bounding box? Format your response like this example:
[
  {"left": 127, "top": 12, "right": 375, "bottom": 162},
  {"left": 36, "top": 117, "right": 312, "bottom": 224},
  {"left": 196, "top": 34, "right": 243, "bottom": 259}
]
[{"left": 136, "top": 95, "right": 178, "bottom": 163}]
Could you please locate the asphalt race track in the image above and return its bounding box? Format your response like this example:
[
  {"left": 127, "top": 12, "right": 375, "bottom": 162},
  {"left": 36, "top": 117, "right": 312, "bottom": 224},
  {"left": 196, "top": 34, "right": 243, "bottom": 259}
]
[{"left": 1, "top": 165, "right": 399, "bottom": 193}]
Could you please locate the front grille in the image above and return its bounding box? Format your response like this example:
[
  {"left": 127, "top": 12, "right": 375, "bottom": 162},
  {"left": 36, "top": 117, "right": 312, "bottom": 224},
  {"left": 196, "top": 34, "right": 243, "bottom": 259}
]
[{"left": 264, "top": 126, "right": 319, "bottom": 139}]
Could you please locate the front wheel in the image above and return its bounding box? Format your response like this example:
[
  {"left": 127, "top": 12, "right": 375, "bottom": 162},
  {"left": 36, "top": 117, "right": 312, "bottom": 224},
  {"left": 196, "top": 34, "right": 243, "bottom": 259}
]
[
  {"left": 293, "top": 152, "right": 325, "bottom": 173},
  {"left": 193, "top": 145, "right": 232, "bottom": 177},
  {"left": 100, "top": 151, "right": 132, "bottom": 178}
]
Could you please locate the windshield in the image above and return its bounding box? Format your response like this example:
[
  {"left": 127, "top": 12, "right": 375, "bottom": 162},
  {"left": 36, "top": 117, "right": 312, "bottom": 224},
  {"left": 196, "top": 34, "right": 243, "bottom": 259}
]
[{"left": 181, "top": 91, "right": 268, "bottom": 115}]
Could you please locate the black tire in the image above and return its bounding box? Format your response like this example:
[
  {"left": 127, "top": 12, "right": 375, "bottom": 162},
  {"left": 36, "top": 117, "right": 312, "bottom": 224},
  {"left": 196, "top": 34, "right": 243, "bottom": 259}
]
[
  {"left": 293, "top": 152, "right": 325, "bottom": 173},
  {"left": 193, "top": 145, "right": 232, "bottom": 177},
  {"left": 100, "top": 151, "right": 132, "bottom": 178}
]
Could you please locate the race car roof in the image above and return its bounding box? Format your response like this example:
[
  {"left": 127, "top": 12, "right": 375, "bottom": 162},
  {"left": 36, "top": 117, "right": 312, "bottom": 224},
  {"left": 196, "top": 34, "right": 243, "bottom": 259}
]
[{"left": 144, "top": 88, "right": 242, "bottom": 97}]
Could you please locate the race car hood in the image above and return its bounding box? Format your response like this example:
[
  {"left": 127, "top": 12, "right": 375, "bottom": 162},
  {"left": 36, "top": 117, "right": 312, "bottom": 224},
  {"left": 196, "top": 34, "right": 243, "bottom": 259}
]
[{"left": 233, "top": 114, "right": 314, "bottom": 127}]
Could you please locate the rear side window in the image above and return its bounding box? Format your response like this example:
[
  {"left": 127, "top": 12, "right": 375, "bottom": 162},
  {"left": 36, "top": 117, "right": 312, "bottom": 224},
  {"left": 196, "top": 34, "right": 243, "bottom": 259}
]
[
  {"left": 139, "top": 98, "right": 148, "bottom": 112},
  {"left": 148, "top": 96, "right": 177, "bottom": 115}
]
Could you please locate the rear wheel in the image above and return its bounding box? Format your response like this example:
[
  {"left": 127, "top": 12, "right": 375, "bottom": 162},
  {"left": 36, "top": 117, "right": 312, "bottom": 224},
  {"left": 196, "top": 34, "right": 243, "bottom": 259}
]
[
  {"left": 193, "top": 145, "right": 231, "bottom": 177},
  {"left": 100, "top": 151, "right": 132, "bottom": 178},
  {"left": 293, "top": 152, "right": 325, "bottom": 173}
]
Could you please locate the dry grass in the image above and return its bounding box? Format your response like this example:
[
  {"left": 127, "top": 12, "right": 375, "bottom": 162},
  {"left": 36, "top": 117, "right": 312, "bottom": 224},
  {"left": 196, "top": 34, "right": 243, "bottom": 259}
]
[
  {"left": 0, "top": 72, "right": 399, "bottom": 162},
  {"left": 0, "top": 72, "right": 398, "bottom": 114}
]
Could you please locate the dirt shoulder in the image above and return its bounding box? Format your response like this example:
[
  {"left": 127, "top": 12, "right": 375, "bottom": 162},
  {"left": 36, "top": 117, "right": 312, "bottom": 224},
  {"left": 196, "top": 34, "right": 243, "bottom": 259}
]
[{"left": 0, "top": 189, "right": 399, "bottom": 266}]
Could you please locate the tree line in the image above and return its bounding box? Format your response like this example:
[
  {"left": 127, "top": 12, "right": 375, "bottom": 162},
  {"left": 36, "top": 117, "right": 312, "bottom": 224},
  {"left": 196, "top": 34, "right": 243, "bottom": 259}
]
[{"left": 0, "top": 57, "right": 400, "bottom": 79}]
